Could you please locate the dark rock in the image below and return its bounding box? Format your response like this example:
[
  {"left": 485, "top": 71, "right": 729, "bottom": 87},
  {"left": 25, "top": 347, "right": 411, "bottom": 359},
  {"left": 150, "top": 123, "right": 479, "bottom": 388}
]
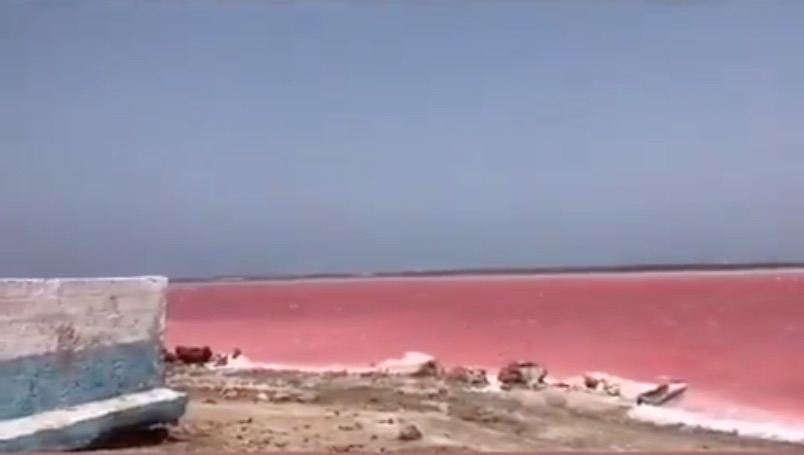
[
  {"left": 397, "top": 424, "right": 423, "bottom": 441},
  {"left": 497, "top": 361, "right": 548, "bottom": 388},
  {"left": 410, "top": 359, "right": 443, "bottom": 378},
  {"left": 445, "top": 366, "right": 489, "bottom": 387},
  {"left": 174, "top": 345, "right": 214, "bottom": 365},
  {"left": 636, "top": 383, "right": 687, "bottom": 406},
  {"left": 162, "top": 347, "right": 178, "bottom": 363}
]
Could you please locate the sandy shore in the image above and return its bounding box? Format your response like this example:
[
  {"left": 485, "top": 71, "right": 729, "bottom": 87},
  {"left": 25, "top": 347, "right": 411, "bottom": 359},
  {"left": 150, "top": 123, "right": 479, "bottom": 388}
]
[{"left": 92, "top": 365, "right": 802, "bottom": 452}]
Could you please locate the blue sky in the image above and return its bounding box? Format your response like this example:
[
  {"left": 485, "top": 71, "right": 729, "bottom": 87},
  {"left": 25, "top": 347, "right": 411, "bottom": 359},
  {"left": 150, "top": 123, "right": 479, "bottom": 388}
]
[{"left": 2, "top": 1, "right": 803, "bottom": 277}]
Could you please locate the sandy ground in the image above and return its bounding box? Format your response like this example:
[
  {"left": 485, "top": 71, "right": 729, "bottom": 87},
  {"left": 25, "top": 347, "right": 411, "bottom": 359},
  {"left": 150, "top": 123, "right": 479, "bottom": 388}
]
[{"left": 93, "top": 365, "right": 802, "bottom": 452}]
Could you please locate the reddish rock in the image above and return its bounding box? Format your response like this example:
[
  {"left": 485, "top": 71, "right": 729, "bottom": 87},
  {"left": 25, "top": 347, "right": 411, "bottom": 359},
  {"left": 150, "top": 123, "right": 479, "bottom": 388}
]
[
  {"left": 410, "top": 359, "right": 443, "bottom": 378},
  {"left": 497, "top": 361, "right": 548, "bottom": 388},
  {"left": 211, "top": 348, "right": 244, "bottom": 366},
  {"left": 174, "top": 345, "right": 214, "bottom": 365},
  {"left": 162, "top": 347, "right": 178, "bottom": 363},
  {"left": 212, "top": 353, "right": 229, "bottom": 366},
  {"left": 445, "top": 366, "right": 490, "bottom": 387},
  {"left": 583, "top": 374, "right": 600, "bottom": 389}
]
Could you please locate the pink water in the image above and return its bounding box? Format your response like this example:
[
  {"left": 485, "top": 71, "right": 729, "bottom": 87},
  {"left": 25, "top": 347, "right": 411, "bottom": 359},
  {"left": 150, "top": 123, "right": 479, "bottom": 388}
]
[{"left": 167, "top": 270, "right": 804, "bottom": 425}]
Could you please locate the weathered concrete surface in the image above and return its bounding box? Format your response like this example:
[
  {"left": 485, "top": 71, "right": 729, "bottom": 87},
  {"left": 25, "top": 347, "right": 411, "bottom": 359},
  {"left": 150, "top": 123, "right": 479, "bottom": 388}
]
[{"left": 0, "top": 277, "right": 187, "bottom": 452}]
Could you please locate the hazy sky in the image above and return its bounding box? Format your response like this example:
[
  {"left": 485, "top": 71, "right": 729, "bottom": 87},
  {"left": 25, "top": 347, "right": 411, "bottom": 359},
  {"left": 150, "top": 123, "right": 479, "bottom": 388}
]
[{"left": 2, "top": 1, "right": 803, "bottom": 278}]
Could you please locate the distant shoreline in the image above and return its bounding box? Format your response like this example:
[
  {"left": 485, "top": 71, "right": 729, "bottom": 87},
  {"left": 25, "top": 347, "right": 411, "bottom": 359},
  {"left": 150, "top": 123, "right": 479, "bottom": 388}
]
[{"left": 170, "top": 262, "right": 804, "bottom": 284}]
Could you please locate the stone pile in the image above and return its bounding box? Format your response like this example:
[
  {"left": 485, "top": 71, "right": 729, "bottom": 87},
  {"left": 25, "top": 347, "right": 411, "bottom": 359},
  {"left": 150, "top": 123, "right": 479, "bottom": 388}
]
[
  {"left": 163, "top": 345, "right": 243, "bottom": 367},
  {"left": 161, "top": 347, "right": 686, "bottom": 406}
]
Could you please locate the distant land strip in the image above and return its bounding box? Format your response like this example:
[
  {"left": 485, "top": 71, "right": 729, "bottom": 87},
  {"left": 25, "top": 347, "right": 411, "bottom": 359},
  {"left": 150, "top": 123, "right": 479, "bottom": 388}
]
[{"left": 170, "top": 262, "right": 804, "bottom": 284}]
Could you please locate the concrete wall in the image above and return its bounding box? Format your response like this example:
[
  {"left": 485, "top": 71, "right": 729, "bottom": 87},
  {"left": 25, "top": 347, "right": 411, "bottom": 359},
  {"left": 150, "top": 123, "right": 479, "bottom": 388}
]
[{"left": 0, "top": 277, "right": 168, "bottom": 422}]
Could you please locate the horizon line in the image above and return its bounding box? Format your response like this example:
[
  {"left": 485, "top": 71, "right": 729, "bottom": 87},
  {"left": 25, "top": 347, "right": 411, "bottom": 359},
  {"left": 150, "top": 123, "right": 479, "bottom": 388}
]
[{"left": 170, "top": 261, "right": 804, "bottom": 283}]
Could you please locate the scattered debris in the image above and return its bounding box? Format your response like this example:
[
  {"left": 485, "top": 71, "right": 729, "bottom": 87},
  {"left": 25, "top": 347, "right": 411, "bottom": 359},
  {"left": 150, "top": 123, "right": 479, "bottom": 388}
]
[
  {"left": 162, "top": 346, "right": 687, "bottom": 410},
  {"left": 582, "top": 373, "right": 623, "bottom": 397},
  {"left": 637, "top": 382, "right": 688, "bottom": 406},
  {"left": 143, "top": 358, "right": 803, "bottom": 453},
  {"left": 338, "top": 422, "right": 364, "bottom": 432},
  {"left": 445, "top": 366, "right": 490, "bottom": 387},
  {"left": 375, "top": 352, "right": 443, "bottom": 377},
  {"left": 161, "top": 347, "right": 177, "bottom": 363},
  {"left": 164, "top": 345, "right": 244, "bottom": 367},
  {"left": 549, "top": 372, "right": 688, "bottom": 406},
  {"left": 212, "top": 347, "right": 244, "bottom": 366},
  {"left": 174, "top": 345, "right": 213, "bottom": 365},
  {"left": 328, "top": 443, "right": 364, "bottom": 452},
  {"left": 409, "top": 359, "right": 444, "bottom": 378},
  {"left": 497, "top": 361, "right": 548, "bottom": 389},
  {"left": 397, "top": 423, "right": 423, "bottom": 441},
  {"left": 583, "top": 373, "right": 601, "bottom": 390},
  {"left": 162, "top": 346, "right": 688, "bottom": 410}
]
